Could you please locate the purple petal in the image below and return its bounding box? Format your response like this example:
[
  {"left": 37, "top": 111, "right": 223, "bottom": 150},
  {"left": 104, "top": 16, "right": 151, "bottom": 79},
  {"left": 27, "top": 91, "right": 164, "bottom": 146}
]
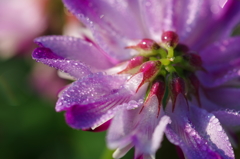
[
  {"left": 165, "top": 95, "right": 234, "bottom": 159},
  {"left": 204, "top": 87, "right": 240, "bottom": 110},
  {"left": 107, "top": 102, "right": 140, "bottom": 149},
  {"left": 139, "top": 0, "right": 176, "bottom": 41},
  {"left": 82, "top": 119, "right": 111, "bottom": 132},
  {"left": 200, "top": 37, "right": 240, "bottom": 66},
  {"left": 63, "top": 0, "right": 146, "bottom": 39},
  {"left": 197, "top": 37, "right": 240, "bottom": 87},
  {"left": 63, "top": 0, "right": 148, "bottom": 61},
  {"left": 33, "top": 47, "right": 92, "bottom": 79},
  {"left": 140, "top": 0, "right": 240, "bottom": 49},
  {"left": 33, "top": 36, "right": 114, "bottom": 72},
  {"left": 184, "top": 0, "right": 240, "bottom": 50},
  {"left": 212, "top": 109, "right": 240, "bottom": 129},
  {"left": 57, "top": 73, "right": 146, "bottom": 129},
  {"left": 107, "top": 95, "right": 170, "bottom": 158}
]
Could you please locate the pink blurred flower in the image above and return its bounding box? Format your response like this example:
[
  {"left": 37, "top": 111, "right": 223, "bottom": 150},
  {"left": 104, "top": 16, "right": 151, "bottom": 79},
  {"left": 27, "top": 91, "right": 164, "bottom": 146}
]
[{"left": 0, "top": 0, "right": 47, "bottom": 58}]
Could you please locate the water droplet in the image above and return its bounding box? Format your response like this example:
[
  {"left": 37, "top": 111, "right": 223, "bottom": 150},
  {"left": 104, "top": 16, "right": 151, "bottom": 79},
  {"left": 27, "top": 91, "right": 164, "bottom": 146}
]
[
  {"left": 217, "top": 126, "right": 222, "bottom": 131},
  {"left": 185, "top": 128, "right": 191, "bottom": 133},
  {"left": 212, "top": 118, "right": 219, "bottom": 124},
  {"left": 190, "top": 131, "right": 196, "bottom": 136}
]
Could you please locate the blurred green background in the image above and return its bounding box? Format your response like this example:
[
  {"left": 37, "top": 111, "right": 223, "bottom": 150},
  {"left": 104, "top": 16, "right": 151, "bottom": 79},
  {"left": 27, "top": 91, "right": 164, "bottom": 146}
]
[{"left": 1, "top": 0, "right": 240, "bottom": 159}]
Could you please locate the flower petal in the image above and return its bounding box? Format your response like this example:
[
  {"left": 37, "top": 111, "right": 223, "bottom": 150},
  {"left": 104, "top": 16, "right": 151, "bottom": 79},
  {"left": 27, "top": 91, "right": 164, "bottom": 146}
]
[
  {"left": 112, "top": 144, "right": 133, "bottom": 159},
  {"left": 200, "top": 37, "right": 240, "bottom": 66},
  {"left": 56, "top": 73, "right": 128, "bottom": 110},
  {"left": 107, "top": 95, "right": 170, "bottom": 158},
  {"left": 184, "top": 0, "right": 240, "bottom": 50},
  {"left": 204, "top": 87, "right": 240, "bottom": 110},
  {"left": 33, "top": 36, "right": 114, "bottom": 72},
  {"left": 165, "top": 94, "right": 234, "bottom": 159},
  {"left": 33, "top": 47, "right": 92, "bottom": 79},
  {"left": 140, "top": 0, "right": 240, "bottom": 49},
  {"left": 63, "top": 0, "right": 146, "bottom": 39},
  {"left": 57, "top": 73, "right": 146, "bottom": 129},
  {"left": 139, "top": 0, "right": 175, "bottom": 41},
  {"left": 198, "top": 37, "right": 240, "bottom": 87},
  {"left": 63, "top": 0, "right": 147, "bottom": 61},
  {"left": 212, "top": 109, "right": 240, "bottom": 129}
]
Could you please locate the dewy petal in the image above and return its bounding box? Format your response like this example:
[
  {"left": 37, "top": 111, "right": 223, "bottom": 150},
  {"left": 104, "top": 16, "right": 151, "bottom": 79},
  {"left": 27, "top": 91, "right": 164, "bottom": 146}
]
[
  {"left": 33, "top": 36, "right": 114, "bottom": 72},
  {"left": 198, "top": 37, "right": 240, "bottom": 87},
  {"left": 212, "top": 109, "right": 240, "bottom": 130},
  {"left": 107, "top": 95, "right": 170, "bottom": 158},
  {"left": 200, "top": 37, "right": 240, "bottom": 66},
  {"left": 165, "top": 94, "right": 234, "bottom": 159},
  {"left": 140, "top": 0, "right": 240, "bottom": 49},
  {"left": 57, "top": 73, "right": 146, "bottom": 129},
  {"left": 139, "top": 0, "right": 175, "bottom": 41},
  {"left": 63, "top": 0, "right": 146, "bottom": 39},
  {"left": 33, "top": 47, "right": 92, "bottom": 79},
  {"left": 183, "top": 0, "right": 240, "bottom": 50},
  {"left": 63, "top": 0, "right": 148, "bottom": 61}
]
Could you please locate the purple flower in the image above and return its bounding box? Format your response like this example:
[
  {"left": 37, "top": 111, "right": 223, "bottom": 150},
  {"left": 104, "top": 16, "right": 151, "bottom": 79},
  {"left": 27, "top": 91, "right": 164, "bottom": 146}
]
[{"left": 32, "top": 0, "right": 240, "bottom": 159}]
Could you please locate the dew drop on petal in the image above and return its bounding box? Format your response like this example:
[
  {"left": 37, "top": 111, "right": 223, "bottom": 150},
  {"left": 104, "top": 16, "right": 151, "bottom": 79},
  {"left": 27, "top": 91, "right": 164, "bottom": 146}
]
[
  {"left": 190, "top": 131, "right": 196, "bottom": 136},
  {"left": 217, "top": 126, "right": 222, "bottom": 132},
  {"left": 212, "top": 118, "right": 219, "bottom": 124}
]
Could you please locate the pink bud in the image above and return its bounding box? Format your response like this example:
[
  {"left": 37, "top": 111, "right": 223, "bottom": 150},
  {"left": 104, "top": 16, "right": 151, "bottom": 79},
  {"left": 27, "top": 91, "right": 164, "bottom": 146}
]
[
  {"left": 126, "top": 39, "right": 160, "bottom": 50},
  {"left": 175, "top": 43, "right": 189, "bottom": 53},
  {"left": 140, "top": 78, "right": 165, "bottom": 117},
  {"left": 183, "top": 53, "right": 202, "bottom": 68},
  {"left": 118, "top": 56, "right": 149, "bottom": 74},
  {"left": 169, "top": 73, "right": 187, "bottom": 111},
  {"left": 161, "top": 31, "right": 179, "bottom": 47},
  {"left": 133, "top": 61, "right": 161, "bottom": 92}
]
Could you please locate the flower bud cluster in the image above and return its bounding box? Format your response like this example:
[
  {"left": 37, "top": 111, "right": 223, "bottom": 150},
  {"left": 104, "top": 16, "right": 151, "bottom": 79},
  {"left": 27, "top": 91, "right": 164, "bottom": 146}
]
[{"left": 119, "top": 31, "right": 204, "bottom": 115}]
